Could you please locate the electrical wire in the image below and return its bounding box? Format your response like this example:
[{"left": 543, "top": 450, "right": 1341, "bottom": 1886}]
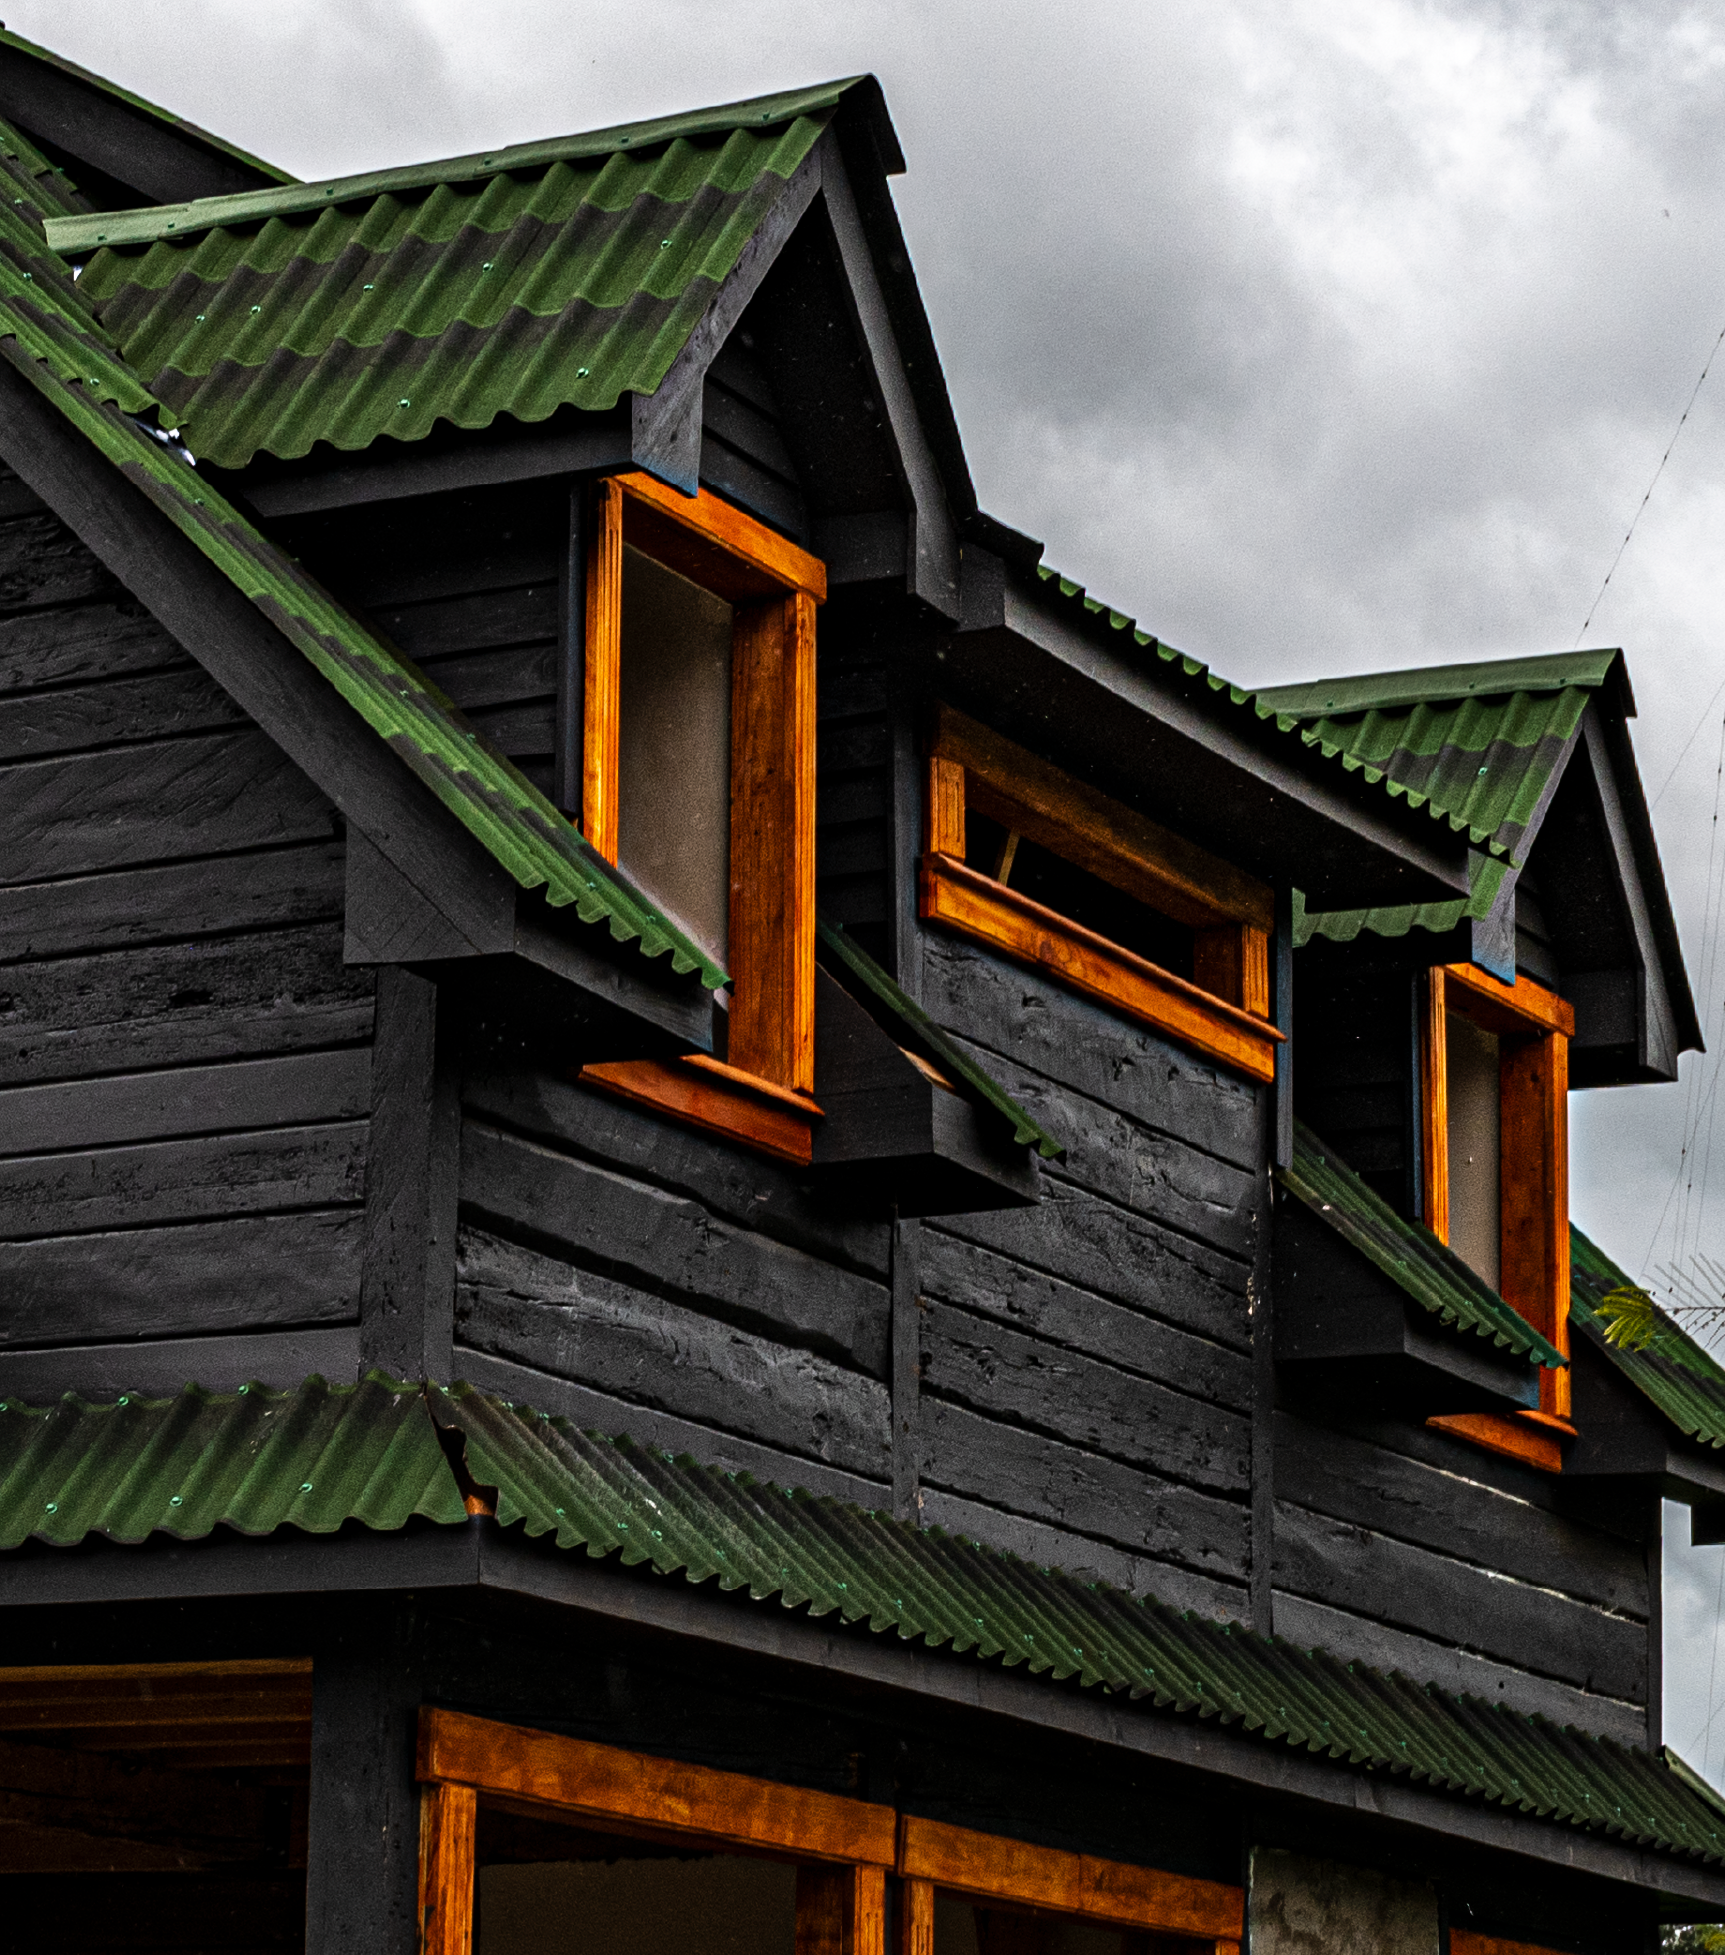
[{"left": 1576, "top": 313, "right": 1725, "bottom": 646}]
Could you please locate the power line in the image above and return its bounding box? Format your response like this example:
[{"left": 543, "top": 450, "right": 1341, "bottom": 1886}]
[{"left": 1575, "top": 313, "right": 1725, "bottom": 646}]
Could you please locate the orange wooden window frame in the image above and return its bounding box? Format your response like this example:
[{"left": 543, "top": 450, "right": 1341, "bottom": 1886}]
[
  {"left": 415, "top": 1709, "right": 1242, "bottom": 1955},
  {"left": 1450, "top": 1935, "right": 1571, "bottom": 1955},
  {"left": 923, "top": 712, "right": 1280, "bottom": 1082},
  {"left": 1422, "top": 963, "right": 1575, "bottom": 1470},
  {"left": 578, "top": 472, "right": 825, "bottom": 1162}
]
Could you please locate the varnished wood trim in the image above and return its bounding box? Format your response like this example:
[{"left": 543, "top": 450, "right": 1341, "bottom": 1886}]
[
  {"left": 1452, "top": 1931, "right": 1570, "bottom": 1955},
  {"left": 1443, "top": 960, "right": 1575, "bottom": 1039},
  {"left": 1427, "top": 1412, "right": 1565, "bottom": 1474},
  {"left": 582, "top": 476, "right": 624, "bottom": 862},
  {"left": 797, "top": 1864, "right": 887, "bottom": 1955},
  {"left": 1192, "top": 925, "right": 1271, "bottom": 1019},
  {"left": 418, "top": 1780, "right": 476, "bottom": 1955},
  {"left": 927, "top": 753, "right": 967, "bottom": 859},
  {"left": 895, "top": 1815, "right": 1243, "bottom": 1941},
  {"left": 729, "top": 591, "right": 816, "bottom": 1091},
  {"left": 932, "top": 703, "right": 1273, "bottom": 932},
  {"left": 418, "top": 1708, "right": 894, "bottom": 1864},
  {"left": 618, "top": 470, "right": 827, "bottom": 601},
  {"left": 898, "top": 1878, "right": 935, "bottom": 1955},
  {"left": 1501, "top": 1030, "right": 1571, "bottom": 1417},
  {"left": 1421, "top": 967, "right": 1449, "bottom": 1241},
  {"left": 580, "top": 1056, "right": 821, "bottom": 1165},
  {"left": 921, "top": 853, "right": 1282, "bottom": 1083}
]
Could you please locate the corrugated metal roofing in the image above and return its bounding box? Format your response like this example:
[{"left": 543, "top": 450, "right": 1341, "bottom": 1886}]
[
  {"left": 1259, "top": 668, "right": 1597, "bottom": 865},
  {"left": 49, "top": 85, "right": 857, "bottom": 471},
  {"left": 0, "top": 180, "right": 725, "bottom": 987},
  {"left": 1278, "top": 1122, "right": 1564, "bottom": 1366},
  {"left": 816, "top": 917, "right": 1063, "bottom": 1159},
  {"left": 0, "top": 26, "right": 294, "bottom": 190},
  {"left": 1571, "top": 1225, "right": 1725, "bottom": 1452},
  {"left": 4, "top": 1368, "right": 1721, "bottom": 1865},
  {"left": 0, "top": 1373, "right": 464, "bottom": 1547},
  {"left": 1292, "top": 851, "right": 1508, "bottom": 950}
]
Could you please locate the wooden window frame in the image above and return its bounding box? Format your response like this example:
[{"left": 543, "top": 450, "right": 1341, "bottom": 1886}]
[
  {"left": 416, "top": 1708, "right": 1242, "bottom": 1955},
  {"left": 1420, "top": 961, "right": 1575, "bottom": 1472},
  {"left": 576, "top": 471, "right": 827, "bottom": 1165},
  {"left": 922, "top": 706, "right": 1282, "bottom": 1082}
]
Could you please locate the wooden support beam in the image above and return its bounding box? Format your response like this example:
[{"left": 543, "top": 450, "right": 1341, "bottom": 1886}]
[
  {"left": 418, "top": 1781, "right": 477, "bottom": 1955},
  {"left": 796, "top": 1862, "right": 887, "bottom": 1955},
  {"left": 891, "top": 1215, "right": 923, "bottom": 1524},
  {"left": 1501, "top": 1028, "right": 1570, "bottom": 1421},
  {"left": 418, "top": 1708, "right": 895, "bottom": 1866},
  {"left": 898, "top": 1877, "right": 936, "bottom": 1955},
  {"left": 1420, "top": 968, "right": 1449, "bottom": 1241},
  {"left": 582, "top": 476, "right": 624, "bottom": 863}
]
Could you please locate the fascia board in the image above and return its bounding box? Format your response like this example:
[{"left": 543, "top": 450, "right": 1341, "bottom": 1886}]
[
  {"left": 817, "top": 129, "right": 961, "bottom": 620},
  {"left": 955, "top": 579, "right": 1473, "bottom": 910}
]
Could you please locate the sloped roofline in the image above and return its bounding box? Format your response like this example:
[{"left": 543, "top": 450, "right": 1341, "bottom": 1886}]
[
  {"left": 1259, "top": 647, "right": 1633, "bottom": 722},
  {"left": 0, "top": 24, "right": 294, "bottom": 190},
  {"left": 44, "top": 76, "right": 894, "bottom": 255}
]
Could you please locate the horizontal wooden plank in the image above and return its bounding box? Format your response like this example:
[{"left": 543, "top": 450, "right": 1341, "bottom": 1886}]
[
  {"left": 0, "top": 1325, "right": 361, "bottom": 1403},
  {"left": 0, "top": 729, "right": 334, "bottom": 883},
  {"left": 0, "top": 1122, "right": 366, "bottom": 1239},
  {"left": 1451, "top": 1933, "right": 1563, "bottom": 1955},
  {"left": 0, "top": 1049, "right": 371, "bottom": 1158},
  {"left": 940, "top": 1031, "right": 1258, "bottom": 1259},
  {"left": 0, "top": 514, "right": 118, "bottom": 614},
  {"left": 1444, "top": 961, "right": 1575, "bottom": 1039},
  {"left": 922, "top": 856, "right": 1280, "bottom": 1082},
  {"left": 0, "top": 666, "right": 246, "bottom": 761},
  {"left": 377, "top": 583, "right": 559, "bottom": 662},
  {"left": 1273, "top": 1414, "right": 1646, "bottom": 1613},
  {"left": 0, "top": 601, "right": 188, "bottom": 693},
  {"left": 933, "top": 703, "right": 1273, "bottom": 932},
  {"left": 918, "top": 1232, "right": 1251, "bottom": 1413},
  {"left": 620, "top": 471, "right": 826, "bottom": 601},
  {"left": 0, "top": 1210, "right": 362, "bottom": 1348},
  {"left": 922, "top": 1399, "right": 1248, "bottom": 1582},
  {"left": 896, "top": 1816, "right": 1242, "bottom": 1940},
  {"left": 919, "top": 937, "right": 1260, "bottom": 1172},
  {"left": 456, "top": 1228, "right": 890, "bottom": 1477},
  {"left": 937, "top": 1174, "right": 1250, "bottom": 1354},
  {"left": 460, "top": 1122, "right": 889, "bottom": 1375},
  {"left": 418, "top": 1708, "right": 895, "bottom": 1863},
  {"left": 461, "top": 1062, "right": 887, "bottom": 1275},
  {"left": 921, "top": 1299, "right": 1248, "bottom": 1493},
  {"left": 0, "top": 923, "right": 372, "bottom": 1087},
  {"left": 415, "top": 640, "right": 557, "bottom": 714},
  {"left": 0, "top": 841, "right": 347, "bottom": 963},
  {"left": 466, "top": 698, "right": 557, "bottom": 759},
  {"left": 1272, "top": 1499, "right": 1646, "bottom": 1702},
  {"left": 580, "top": 1057, "right": 819, "bottom": 1166}
]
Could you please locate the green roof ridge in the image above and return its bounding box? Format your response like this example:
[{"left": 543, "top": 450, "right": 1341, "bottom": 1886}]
[
  {"left": 815, "top": 917, "right": 1064, "bottom": 1159},
  {"left": 0, "top": 26, "right": 294, "bottom": 190},
  {"left": 45, "top": 77, "right": 867, "bottom": 256},
  {"left": 1281, "top": 1122, "right": 1565, "bottom": 1366},
  {"left": 1257, "top": 649, "right": 1621, "bottom": 722}
]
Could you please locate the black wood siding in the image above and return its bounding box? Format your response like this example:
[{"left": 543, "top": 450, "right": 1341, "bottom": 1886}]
[{"left": 0, "top": 486, "right": 371, "bottom": 1388}]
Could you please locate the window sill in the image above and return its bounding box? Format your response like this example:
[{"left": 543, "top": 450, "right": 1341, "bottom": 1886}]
[
  {"left": 579, "top": 1054, "right": 823, "bottom": 1165},
  {"left": 1427, "top": 1409, "right": 1573, "bottom": 1474},
  {"left": 919, "top": 852, "right": 1283, "bottom": 1083}
]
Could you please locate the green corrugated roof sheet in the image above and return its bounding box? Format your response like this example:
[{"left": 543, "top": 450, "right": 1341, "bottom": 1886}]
[
  {"left": 0, "top": 26, "right": 294, "bottom": 191},
  {"left": 816, "top": 917, "right": 1063, "bottom": 1159},
  {"left": 1258, "top": 652, "right": 1611, "bottom": 866},
  {"left": 0, "top": 1373, "right": 464, "bottom": 1546},
  {"left": 1279, "top": 1121, "right": 1565, "bottom": 1366},
  {"left": 1291, "top": 850, "right": 1509, "bottom": 950},
  {"left": 2, "top": 1369, "right": 1720, "bottom": 1865},
  {"left": 0, "top": 132, "right": 723, "bottom": 987},
  {"left": 1571, "top": 1225, "right": 1725, "bottom": 1452},
  {"left": 46, "top": 83, "right": 861, "bottom": 471}
]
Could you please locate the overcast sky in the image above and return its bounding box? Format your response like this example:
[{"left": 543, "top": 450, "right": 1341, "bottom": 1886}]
[{"left": 22, "top": 0, "right": 1725, "bottom": 1767}]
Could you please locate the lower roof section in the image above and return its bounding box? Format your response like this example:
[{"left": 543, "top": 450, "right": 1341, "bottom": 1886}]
[{"left": 0, "top": 1370, "right": 1721, "bottom": 1879}]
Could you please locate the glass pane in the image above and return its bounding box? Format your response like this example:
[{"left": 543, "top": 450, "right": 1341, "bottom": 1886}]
[
  {"left": 1446, "top": 1010, "right": 1501, "bottom": 1289},
  {"left": 478, "top": 1840, "right": 794, "bottom": 1955},
  {"left": 618, "top": 544, "right": 733, "bottom": 965}
]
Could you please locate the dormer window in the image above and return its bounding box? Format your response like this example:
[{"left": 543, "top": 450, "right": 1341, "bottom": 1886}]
[
  {"left": 578, "top": 472, "right": 825, "bottom": 1163},
  {"left": 921, "top": 705, "right": 1282, "bottom": 1081},
  {"left": 1420, "top": 962, "right": 1575, "bottom": 1466}
]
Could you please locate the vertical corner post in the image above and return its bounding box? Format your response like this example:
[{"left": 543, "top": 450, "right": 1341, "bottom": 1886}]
[
  {"left": 583, "top": 475, "right": 624, "bottom": 861},
  {"left": 1272, "top": 885, "right": 1294, "bottom": 1169},
  {"left": 555, "top": 479, "right": 589, "bottom": 817},
  {"left": 890, "top": 1212, "right": 923, "bottom": 1525},
  {"left": 305, "top": 1607, "right": 424, "bottom": 1955},
  {"left": 1419, "top": 967, "right": 1449, "bottom": 1239},
  {"left": 797, "top": 1863, "right": 888, "bottom": 1955},
  {"left": 898, "top": 1878, "right": 935, "bottom": 1955}
]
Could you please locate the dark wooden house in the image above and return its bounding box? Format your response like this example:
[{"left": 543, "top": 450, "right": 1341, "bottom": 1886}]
[{"left": 2, "top": 25, "right": 1724, "bottom": 1955}]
